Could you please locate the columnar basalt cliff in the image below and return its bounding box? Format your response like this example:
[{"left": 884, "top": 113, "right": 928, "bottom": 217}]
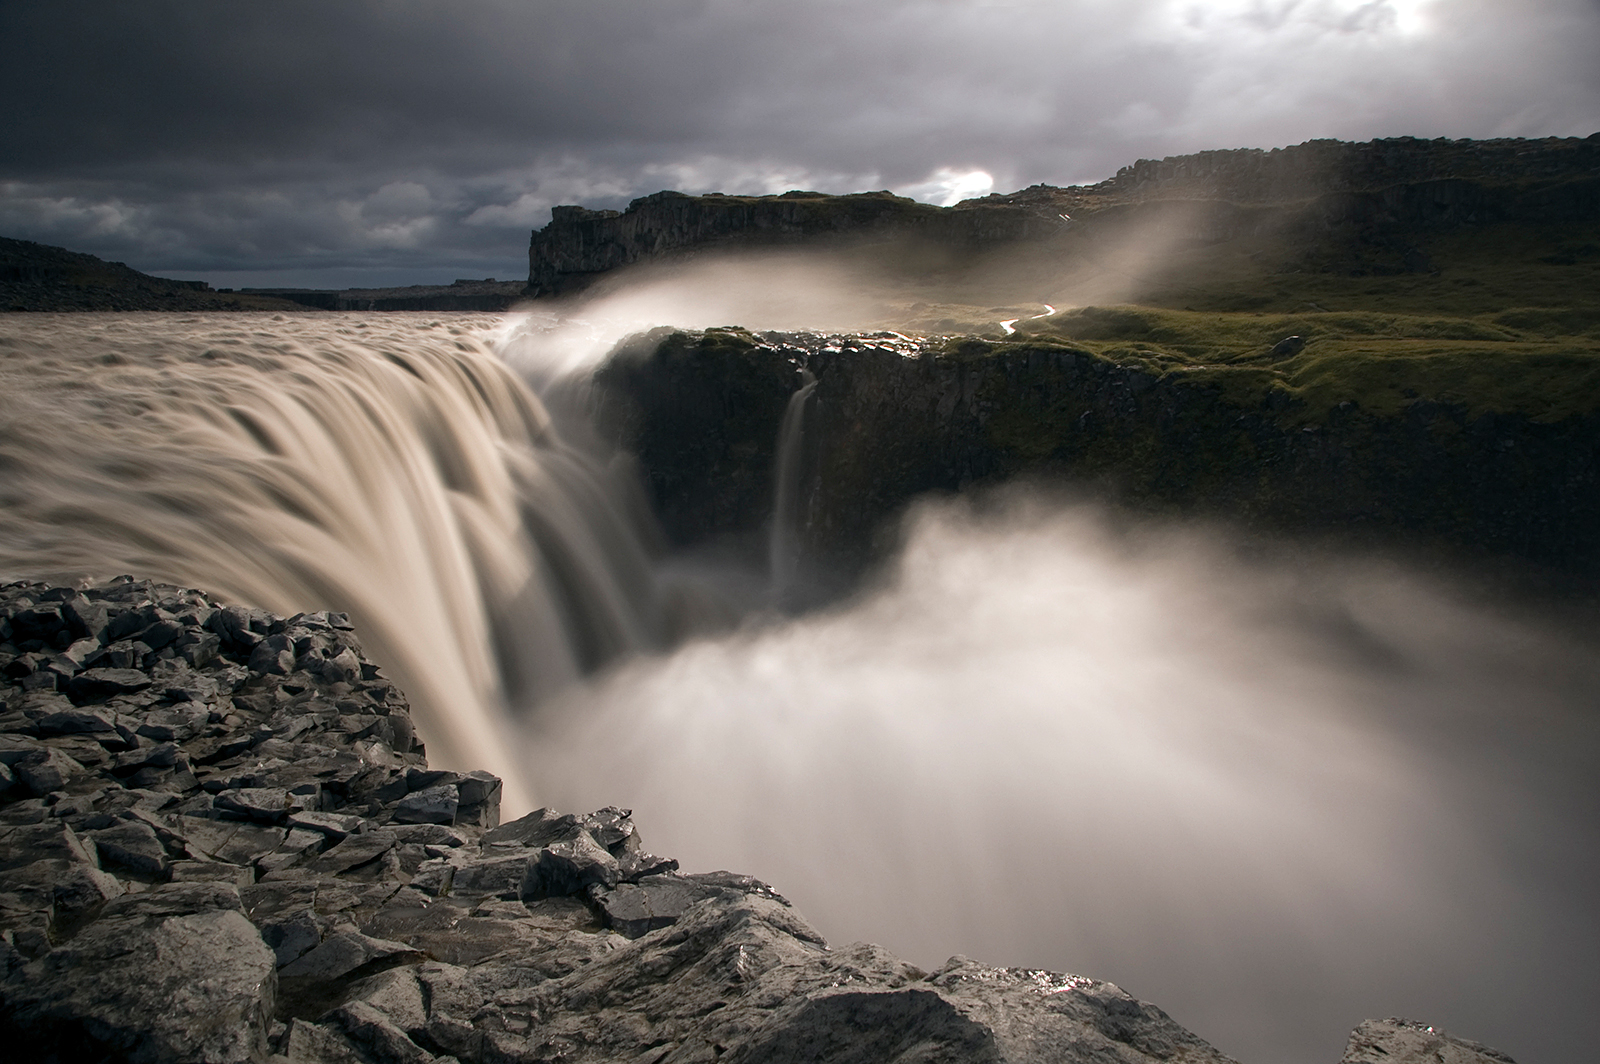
[
  {"left": 594, "top": 328, "right": 1600, "bottom": 584},
  {"left": 526, "top": 190, "right": 1043, "bottom": 296},
  {"left": 529, "top": 134, "right": 1600, "bottom": 295},
  {"left": 0, "top": 580, "right": 1522, "bottom": 1062}
]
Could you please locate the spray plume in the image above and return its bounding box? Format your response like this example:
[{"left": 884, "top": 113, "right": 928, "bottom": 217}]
[{"left": 0, "top": 312, "right": 670, "bottom": 812}]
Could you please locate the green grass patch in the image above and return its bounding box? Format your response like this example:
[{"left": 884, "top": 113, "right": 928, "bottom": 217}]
[{"left": 1006, "top": 304, "right": 1600, "bottom": 422}]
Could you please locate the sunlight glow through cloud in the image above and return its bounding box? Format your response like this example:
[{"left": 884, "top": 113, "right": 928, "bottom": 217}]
[
  {"left": 1166, "top": 0, "right": 1439, "bottom": 36},
  {"left": 896, "top": 167, "right": 996, "bottom": 206}
]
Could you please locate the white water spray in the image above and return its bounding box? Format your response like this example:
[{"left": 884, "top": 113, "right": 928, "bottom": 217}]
[
  {"left": 0, "top": 312, "right": 669, "bottom": 812},
  {"left": 526, "top": 492, "right": 1600, "bottom": 1063}
]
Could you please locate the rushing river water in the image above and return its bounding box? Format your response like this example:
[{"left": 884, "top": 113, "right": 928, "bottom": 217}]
[{"left": 1, "top": 310, "right": 1596, "bottom": 1064}]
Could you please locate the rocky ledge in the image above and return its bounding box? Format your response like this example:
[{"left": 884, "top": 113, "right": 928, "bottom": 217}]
[{"left": 0, "top": 579, "right": 1517, "bottom": 1063}]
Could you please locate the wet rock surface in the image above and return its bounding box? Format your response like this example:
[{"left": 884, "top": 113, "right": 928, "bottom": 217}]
[{"left": 0, "top": 579, "right": 1518, "bottom": 1062}]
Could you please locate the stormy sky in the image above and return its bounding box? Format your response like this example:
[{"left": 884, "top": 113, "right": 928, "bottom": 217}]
[{"left": 3, "top": 0, "right": 1597, "bottom": 288}]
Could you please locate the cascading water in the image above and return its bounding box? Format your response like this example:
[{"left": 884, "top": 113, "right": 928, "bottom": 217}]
[
  {"left": 769, "top": 367, "right": 817, "bottom": 602},
  {"left": 0, "top": 311, "right": 670, "bottom": 813},
  {"left": 1, "top": 306, "right": 1597, "bottom": 1064}
]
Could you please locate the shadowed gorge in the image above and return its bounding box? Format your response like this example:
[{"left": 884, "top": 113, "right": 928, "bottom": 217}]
[
  {"left": 593, "top": 319, "right": 1600, "bottom": 596},
  {"left": 559, "top": 136, "right": 1600, "bottom": 592}
]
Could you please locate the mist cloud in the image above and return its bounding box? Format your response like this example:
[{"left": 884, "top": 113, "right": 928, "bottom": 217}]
[
  {"left": 3, "top": 0, "right": 1597, "bottom": 284},
  {"left": 526, "top": 490, "right": 1600, "bottom": 1064}
]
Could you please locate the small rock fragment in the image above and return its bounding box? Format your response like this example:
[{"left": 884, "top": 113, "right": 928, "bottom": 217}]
[
  {"left": 523, "top": 832, "right": 621, "bottom": 899},
  {"left": 1, "top": 908, "right": 275, "bottom": 1064},
  {"left": 277, "top": 929, "right": 421, "bottom": 981},
  {"left": 65, "top": 667, "right": 153, "bottom": 704},
  {"left": 88, "top": 820, "right": 171, "bottom": 878},
  {"left": 1339, "top": 1018, "right": 1518, "bottom": 1064},
  {"left": 393, "top": 783, "right": 458, "bottom": 826}
]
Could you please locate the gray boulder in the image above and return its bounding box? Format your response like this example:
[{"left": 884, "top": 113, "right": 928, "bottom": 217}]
[
  {"left": 1339, "top": 1018, "right": 1518, "bottom": 1064},
  {"left": 1, "top": 907, "right": 276, "bottom": 1064}
]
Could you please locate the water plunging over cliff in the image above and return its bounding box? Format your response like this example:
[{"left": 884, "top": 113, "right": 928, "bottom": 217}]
[
  {"left": 2, "top": 309, "right": 1597, "bottom": 1064},
  {"left": 0, "top": 312, "right": 671, "bottom": 813},
  {"left": 769, "top": 369, "right": 817, "bottom": 601}
]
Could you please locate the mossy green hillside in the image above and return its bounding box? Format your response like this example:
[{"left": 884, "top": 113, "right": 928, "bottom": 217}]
[
  {"left": 998, "top": 303, "right": 1600, "bottom": 423},
  {"left": 1134, "top": 219, "right": 1600, "bottom": 318},
  {"left": 856, "top": 211, "right": 1600, "bottom": 426}
]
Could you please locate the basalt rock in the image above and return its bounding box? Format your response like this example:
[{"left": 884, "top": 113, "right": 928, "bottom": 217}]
[
  {"left": 527, "top": 190, "right": 1030, "bottom": 296},
  {"left": 0, "top": 236, "right": 312, "bottom": 314},
  {"left": 530, "top": 134, "right": 1600, "bottom": 295},
  {"left": 594, "top": 328, "right": 1600, "bottom": 586},
  {"left": 0, "top": 579, "right": 1518, "bottom": 1062},
  {"left": 1338, "top": 1018, "right": 1518, "bottom": 1064}
]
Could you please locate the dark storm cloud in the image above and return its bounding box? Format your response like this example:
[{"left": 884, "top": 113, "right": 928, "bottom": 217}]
[{"left": 4, "top": 0, "right": 1598, "bottom": 285}]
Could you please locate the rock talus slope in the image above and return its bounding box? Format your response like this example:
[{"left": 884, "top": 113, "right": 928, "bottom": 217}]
[{"left": 0, "top": 579, "right": 1516, "bottom": 1063}]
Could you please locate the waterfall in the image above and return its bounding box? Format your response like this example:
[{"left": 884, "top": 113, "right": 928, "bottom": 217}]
[
  {"left": 768, "top": 368, "right": 817, "bottom": 602},
  {"left": 0, "top": 312, "right": 667, "bottom": 813},
  {"left": 4, "top": 308, "right": 1598, "bottom": 1063}
]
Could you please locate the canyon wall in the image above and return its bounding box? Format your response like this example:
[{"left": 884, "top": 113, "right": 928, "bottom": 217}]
[
  {"left": 595, "top": 329, "right": 1600, "bottom": 586},
  {"left": 531, "top": 134, "right": 1600, "bottom": 294},
  {"left": 527, "top": 190, "right": 1043, "bottom": 295}
]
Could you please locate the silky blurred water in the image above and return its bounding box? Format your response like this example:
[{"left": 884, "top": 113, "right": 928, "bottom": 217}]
[{"left": 2, "top": 309, "right": 1596, "bottom": 1064}]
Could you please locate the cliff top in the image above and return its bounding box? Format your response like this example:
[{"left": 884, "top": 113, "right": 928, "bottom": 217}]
[
  {"left": 539, "top": 133, "right": 1600, "bottom": 235},
  {"left": 963, "top": 132, "right": 1600, "bottom": 214},
  {"left": 528, "top": 133, "right": 1600, "bottom": 296},
  {"left": 0, "top": 236, "right": 307, "bottom": 313}
]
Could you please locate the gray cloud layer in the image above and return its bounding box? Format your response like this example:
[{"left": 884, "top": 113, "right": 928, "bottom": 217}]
[{"left": 4, "top": 0, "right": 1597, "bottom": 285}]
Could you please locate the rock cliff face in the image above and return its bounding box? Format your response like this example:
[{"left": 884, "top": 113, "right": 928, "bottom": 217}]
[
  {"left": 527, "top": 190, "right": 1042, "bottom": 295},
  {"left": 530, "top": 135, "right": 1600, "bottom": 295},
  {"left": 1091, "top": 135, "right": 1600, "bottom": 205},
  {"left": 594, "top": 329, "right": 1600, "bottom": 584}
]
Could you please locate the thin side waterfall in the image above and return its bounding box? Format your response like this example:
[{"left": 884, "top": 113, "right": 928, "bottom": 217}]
[
  {"left": 0, "top": 313, "right": 667, "bottom": 813},
  {"left": 768, "top": 369, "right": 817, "bottom": 602}
]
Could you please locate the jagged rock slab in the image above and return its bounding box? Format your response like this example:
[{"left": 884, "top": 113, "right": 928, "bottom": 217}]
[
  {"left": 4, "top": 902, "right": 276, "bottom": 1063},
  {"left": 1339, "top": 1018, "right": 1518, "bottom": 1064},
  {"left": 0, "top": 579, "right": 1522, "bottom": 1062}
]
